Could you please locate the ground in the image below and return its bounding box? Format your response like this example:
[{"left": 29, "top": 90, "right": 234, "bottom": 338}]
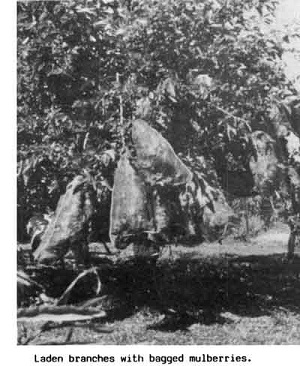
[{"left": 17, "top": 223, "right": 300, "bottom": 345}]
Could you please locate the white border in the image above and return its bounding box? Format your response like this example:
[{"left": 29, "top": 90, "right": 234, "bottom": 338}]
[{"left": 1, "top": 1, "right": 300, "bottom": 365}]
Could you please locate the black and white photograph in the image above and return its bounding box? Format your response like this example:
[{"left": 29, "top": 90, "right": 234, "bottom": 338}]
[{"left": 16, "top": 0, "right": 300, "bottom": 347}]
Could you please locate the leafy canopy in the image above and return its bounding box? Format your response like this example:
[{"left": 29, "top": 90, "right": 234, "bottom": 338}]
[{"left": 17, "top": 0, "right": 296, "bottom": 224}]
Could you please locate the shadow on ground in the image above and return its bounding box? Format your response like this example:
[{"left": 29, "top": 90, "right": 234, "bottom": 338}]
[
  {"left": 25, "top": 252, "right": 300, "bottom": 332},
  {"left": 99, "top": 254, "right": 300, "bottom": 330}
]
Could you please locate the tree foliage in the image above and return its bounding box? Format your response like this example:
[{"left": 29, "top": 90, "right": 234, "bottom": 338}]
[{"left": 17, "top": 0, "right": 297, "bottom": 237}]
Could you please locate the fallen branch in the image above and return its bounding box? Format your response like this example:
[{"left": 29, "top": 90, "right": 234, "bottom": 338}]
[
  {"left": 56, "top": 267, "right": 101, "bottom": 305},
  {"left": 79, "top": 295, "right": 109, "bottom": 308},
  {"left": 18, "top": 311, "right": 106, "bottom": 323},
  {"left": 18, "top": 304, "right": 105, "bottom": 319},
  {"left": 18, "top": 305, "right": 107, "bottom": 345},
  {"left": 17, "top": 270, "right": 44, "bottom": 290}
]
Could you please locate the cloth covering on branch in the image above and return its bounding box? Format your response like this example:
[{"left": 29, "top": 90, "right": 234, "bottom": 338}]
[
  {"left": 130, "top": 119, "right": 193, "bottom": 185},
  {"left": 109, "top": 154, "right": 154, "bottom": 249},
  {"left": 33, "top": 119, "right": 232, "bottom": 262},
  {"left": 33, "top": 174, "right": 96, "bottom": 264},
  {"left": 110, "top": 120, "right": 224, "bottom": 250}
]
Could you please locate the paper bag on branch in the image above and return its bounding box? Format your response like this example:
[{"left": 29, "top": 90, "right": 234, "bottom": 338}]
[
  {"left": 34, "top": 175, "right": 96, "bottom": 264},
  {"left": 109, "top": 154, "right": 154, "bottom": 249},
  {"left": 131, "top": 119, "right": 193, "bottom": 186}
]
